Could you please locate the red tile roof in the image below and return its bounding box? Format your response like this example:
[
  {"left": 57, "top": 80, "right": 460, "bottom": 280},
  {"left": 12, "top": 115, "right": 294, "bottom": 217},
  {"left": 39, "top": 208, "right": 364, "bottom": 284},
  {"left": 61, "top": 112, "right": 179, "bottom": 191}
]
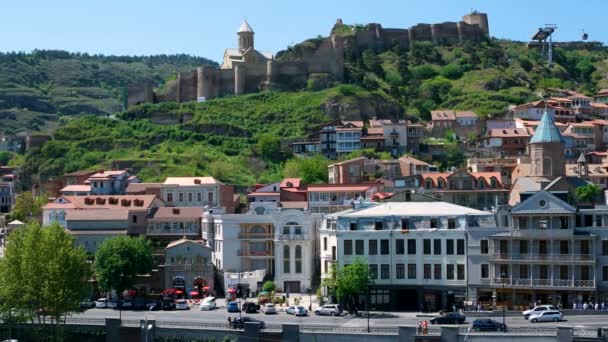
[
  {"left": 487, "top": 128, "right": 530, "bottom": 138},
  {"left": 150, "top": 207, "right": 203, "bottom": 221},
  {"left": 431, "top": 110, "right": 456, "bottom": 121},
  {"left": 307, "top": 183, "right": 377, "bottom": 192},
  {"left": 280, "top": 178, "right": 301, "bottom": 188}
]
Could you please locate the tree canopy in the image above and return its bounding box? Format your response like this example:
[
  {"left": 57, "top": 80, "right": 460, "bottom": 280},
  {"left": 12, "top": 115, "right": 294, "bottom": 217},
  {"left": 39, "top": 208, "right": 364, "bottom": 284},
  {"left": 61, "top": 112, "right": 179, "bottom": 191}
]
[
  {"left": 0, "top": 222, "right": 90, "bottom": 337},
  {"left": 9, "top": 191, "right": 47, "bottom": 222},
  {"left": 576, "top": 183, "right": 601, "bottom": 203},
  {"left": 94, "top": 236, "right": 153, "bottom": 297}
]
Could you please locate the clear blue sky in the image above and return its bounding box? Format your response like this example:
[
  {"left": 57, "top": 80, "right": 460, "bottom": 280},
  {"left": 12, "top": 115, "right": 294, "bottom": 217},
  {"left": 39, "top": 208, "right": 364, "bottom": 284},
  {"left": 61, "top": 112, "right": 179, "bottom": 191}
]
[{"left": 1, "top": 0, "right": 606, "bottom": 63}]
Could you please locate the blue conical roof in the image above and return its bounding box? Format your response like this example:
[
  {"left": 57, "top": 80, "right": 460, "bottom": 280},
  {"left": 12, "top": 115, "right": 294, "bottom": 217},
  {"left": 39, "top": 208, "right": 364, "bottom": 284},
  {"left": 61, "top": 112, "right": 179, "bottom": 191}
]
[{"left": 529, "top": 109, "right": 564, "bottom": 144}]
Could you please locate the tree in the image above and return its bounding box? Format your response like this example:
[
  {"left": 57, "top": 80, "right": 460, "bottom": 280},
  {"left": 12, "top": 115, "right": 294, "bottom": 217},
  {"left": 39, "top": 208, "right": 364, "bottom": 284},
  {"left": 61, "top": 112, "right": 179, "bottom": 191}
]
[
  {"left": 440, "top": 64, "right": 464, "bottom": 80},
  {"left": 361, "top": 49, "right": 384, "bottom": 77},
  {"left": 576, "top": 183, "right": 601, "bottom": 203},
  {"left": 335, "top": 257, "right": 370, "bottom": 313},
  {"left": 256, "top": 133, "right": 283, "bottom": 162},
  {"left": 0, "top": 222, "right": 90, "bottom": 339},
  {"left": 10, "top": 191, "right": 47, "bottom": 222},
  {"left": 95, "top": 236, "right": 153, "bottom": 299},
  {"left": 282, "top": 155, "right": 329, "bottom": 184},
  {"left": 262, "top": 281, "right": 276, "bottom": 293}
]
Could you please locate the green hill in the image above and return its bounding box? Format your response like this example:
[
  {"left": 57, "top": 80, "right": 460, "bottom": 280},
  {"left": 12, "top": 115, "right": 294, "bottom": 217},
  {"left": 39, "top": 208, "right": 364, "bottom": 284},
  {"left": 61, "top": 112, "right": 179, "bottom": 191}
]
[
  {"left": 9, "top": 39, "right": 608, "bottom": 188},
  {"left": 0, "top": 50, "right": 217, "bottom": 134}
]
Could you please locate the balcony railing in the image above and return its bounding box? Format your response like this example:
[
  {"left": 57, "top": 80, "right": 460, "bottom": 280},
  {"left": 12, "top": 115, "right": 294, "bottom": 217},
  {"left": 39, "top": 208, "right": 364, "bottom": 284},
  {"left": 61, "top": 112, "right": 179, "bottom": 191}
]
[
  {"left": 163, "top": 264, "right": 213, "bottom": 272},
  {"left": 238, "top": 232, "right": 272, "bottom": 239},
  {"left": 147, "top": 229, "right": 199, "bottom": 235},
  {"left": 277, "top": 234, "right": 308, "bottom": 241},
  {"left": 493, "top": 278, "right": 595, "bottom": 289},
  {"left": 237, "top": 250, "right": 273, "bottom": 257},
  {"left": 492, "top": 253, "right": 595, "bottom": 262}
]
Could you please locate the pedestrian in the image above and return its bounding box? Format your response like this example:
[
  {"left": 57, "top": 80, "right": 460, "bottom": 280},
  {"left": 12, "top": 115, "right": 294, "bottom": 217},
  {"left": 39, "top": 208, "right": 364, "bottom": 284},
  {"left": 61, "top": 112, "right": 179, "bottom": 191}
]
[
  {"left": 595, "top": 303, "right": 600, "bottom": 311},
  {"left": 583, "top": 302, "right": 588, "bottom": 310},
  {"left": 477, "top": 303, "right": 481, "bottom": 312},
  {"left": 422, "top": 320, "right": 428, "bottom": 335},
  {"left": 602, "top": 302, "right": 605, "bottom": 311},
  {"left": 417, "top": 321, "right": 422, "bottom": 335}
]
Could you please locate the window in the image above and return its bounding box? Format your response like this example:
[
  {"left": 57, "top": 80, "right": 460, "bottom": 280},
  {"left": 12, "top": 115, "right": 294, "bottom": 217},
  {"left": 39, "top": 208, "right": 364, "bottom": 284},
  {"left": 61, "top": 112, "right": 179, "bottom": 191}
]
[
  {"left": 132, "top": 215, "right": 137, "bottom": 223},
  {"left": 295, "top": 245, "right": 302, "bottom": 273},
  {"left": 396, "top": 264, "right": 405, "bottom": 279},
  {"left": 430, "top": 218, "right": 438, "bottom": 228},
  {"left": 374, "top": 221, "right": 383, "bottom": 230},
  {"left": 539, "top": 240, "right": 548, "bottom": 254},
  {"left": 560, "top": 217, "right": 568, "bottom": 229},
  {"left": 596, "top": 216, "right": 603, "bottom": 227},
  {"left": 424, "top": 264, "right": 431, "bottom": 279},
  {"left": 520, "top": 264, "right": 529, "bottom": 279},
  {"left": 188, "top": 193, "right": 193, "bottom": 202},
  {"left": 480, "top": 240, "right": 489, "bottom": 254},
  {"left": 423, "top": 239, "right": 431, "bottom": 255},
  {"left": 559, "top": 240, "right": 569, "bottom": 254},
  {"left": 603, "top": 240, "right": 608, "bottom": 256},
  {"left": 481, "top": 264, "right": 489, "bottom": 278},
  {"left": 395, "top": 239, "right": 405, "bottom": 255},
  {"left": 344, "top": 240, "right": 352, "bottom": 255},
  {"left": 331, "top": 246, "right": 336, "bottom": 261},
  {"left": 408, "top": 239, "right": 417, "bottom": 255},
  {"left": 323, "top": 237, "right": 327, "bottom": 251},
  {"left": 539, "top": 217, "right": 548, "bottom": 229},
  {"left": 380, "top": 239, "right": 389, "bottom": 255},
  {"left": 355, "top": 240, "right": 364, "bottom": 255},
  {"left": 283, "top": 246, "right": 290, "bottom": 273},
  {"left": 433, "top": 239, "right": 441, "bottom": 255},
  {"left": 539, "top": 265, "right": 549, "bottom": 279},
  {"left": 603, "top": 266, "right": 608, "bottom": 281},
  {"left": 447, "top": 264, "right": 455, "bottom": 280},
  {"left": 369, "top": 240, "right": 378, "bottom": 255},
  {"left": 520, "top": 240, "right": 528, "bottom": 254},
  {"left": 560, "top": 265, "right": 569, "bottom": 280},
  {"left": 434, "top": 264, "right": 442, "bottom": 279},
  {"left": 581, "top": 240, "right": 590, "bottom": 255},
  {"left": 446, "top": 239, "right": 454, "bottom": 255},
  {"left": 178, "top": 193, "right": 183, "bottom": 202},
  {"left": 518, "top": 217, "right": 528, "bottom": 229},
  {"left": 381, "top": 264, "right": 390, "bottom": 279},
  {"left": 208, "top": 192, "right": 214, "bottom": 203},
  {"left": 167, "top": 193, "right": 173, "bottom": 202},
  {"left": 283, "top": 226, "right": 290, "bottom": 235},
  {"left": 457, "top": 239, "right": 465, "bottom": 255},
  {"left": 369, "top": 264, "right": 378, "bottom": 279},
  {"left": 197, "top": 192, "right": 202, "bottom": 201},
  {"left": 401, "top": 218, "right": 410, "bottom": 230},
  {"left": 350, "top": 223, "right": 357, "bottom": 231},
  {"left": 457, "top": 265, "right": 465, "bottom": 280},
  {"left": 408, "top": 264, "right": 417, "bottom": 279},
  {"left": 448, "top": 218, "right": 456, "bottom": 229}
]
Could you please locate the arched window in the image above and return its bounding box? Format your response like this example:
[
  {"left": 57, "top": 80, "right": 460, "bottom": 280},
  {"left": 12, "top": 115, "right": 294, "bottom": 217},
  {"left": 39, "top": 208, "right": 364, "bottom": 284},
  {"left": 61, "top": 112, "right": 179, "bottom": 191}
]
[
  {"left": 188, "top": 193, "right": 193, "bottom": 202},
  {"left": 283, "top": 245, "right": 290, "bottom": 273},
  {"left": 250, "top": 225, "right": 266, "bottom": 235},
  {"left": 478, "top": 178, "right": 485, "bottom": 189},
  {"left": 543, "top": 157, "right": 552, "bottom": 175},
  {"left": 425, "top": 179, "right": 433, "bottom": 189},
  {"left": 254, "top": 207, "right": 265, "bottom": 215},
  {"left": 178, "top": 193, "right": 183, "bottom": 202},
  {"left": 295, "top": 245, "right": 302, "bottom": 273},
  {"left": 438, "top": 179, "right": 445, "bottom": 189}
]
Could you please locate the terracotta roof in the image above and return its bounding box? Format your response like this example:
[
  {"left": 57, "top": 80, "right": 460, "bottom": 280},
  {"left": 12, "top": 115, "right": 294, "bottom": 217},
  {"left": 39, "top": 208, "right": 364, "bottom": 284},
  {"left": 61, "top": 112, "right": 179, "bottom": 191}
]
[
  {"left": 367, "top": 127, "right": 384, "bottom": 135},
  {"left": 43, "top": 195, "right": 158, "bottom": 210},
  {"left": 279, "top": 201, "right": 308, "bottom": 209},
  {"left": 372, "top": 192, "right": 393, "bottom": 200},
  {"left": 280, "top": 178, "right": 301, "bottom": 188},
  {"left": 307, "top": 183, "right": 377, "bottom": 192},
  {"left": 455, "top": 111, "right": 477, "bottom": 118},
  {"left": 596, "top": 89, "right": 608, "bottom": 96},
  {"left": 568, "top": 122, "right": 595, "bottom": 127},
  {"left": 150, "top": 207, "right": 203, "bottom": 221},
  {"left": 125, "top": 182, "right": 163, "bottom": 193},
  {"left": 282, "top": 188, "right": 307, "bottom": 194},
  {"left": 42, "top": 202, "right": 78, "bottom": 209},
  {"left": 164, "top": 177, "right": 219, "bottom": 186},
  {"left": 591, "top": 102, "right": 608, "bottom": 109},
  {"left": 487, "top": 128, "right": 530, "bottom": 138},
  {"left": 399, "top": 155, "right": 430, "bottom": 166},
  {"left": 549, "top": 97, "right": 572, "bottom": 102},
  {"left": 66, "top": 210, "right": 129, "bottom": 221},
  {"left": 88, "top": 170, "right": 129, "bottom": 179},
  {"left": 247, "top": 192, "right": 279, "bottom": 197},
  {"left": 328, "top": 157, "right": 366, "bottom": 167},
  {"left": 342, "top": 121, "right": 365, "bottom": 127},
  {"left": 60, "top": 185, "right": 91, "bottom": 193},
  {"left": 64, "top": 170, "right": 98, "bottom": 177},
  {"left": 431, "top": 110, "right": 456, "bottom": 121},
  {"left": 67, "top": 229, "right": 127, "bottom": 235},
  {"left": 360, "top": 135, "right": 385, "bottom": 141}
]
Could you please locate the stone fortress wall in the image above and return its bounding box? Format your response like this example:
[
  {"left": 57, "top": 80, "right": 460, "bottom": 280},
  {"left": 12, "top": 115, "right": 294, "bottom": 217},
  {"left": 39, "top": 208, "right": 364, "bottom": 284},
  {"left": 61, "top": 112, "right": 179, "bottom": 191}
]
[{"left": 127, "top": 12, "right": 488, "bottom": 107}]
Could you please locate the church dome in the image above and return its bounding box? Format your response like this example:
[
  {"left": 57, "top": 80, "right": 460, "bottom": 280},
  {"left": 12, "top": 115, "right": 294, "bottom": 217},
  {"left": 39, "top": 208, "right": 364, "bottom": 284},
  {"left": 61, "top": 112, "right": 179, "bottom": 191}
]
[{"left": 238, "top": 20, "right": 254, "bottom": 33}]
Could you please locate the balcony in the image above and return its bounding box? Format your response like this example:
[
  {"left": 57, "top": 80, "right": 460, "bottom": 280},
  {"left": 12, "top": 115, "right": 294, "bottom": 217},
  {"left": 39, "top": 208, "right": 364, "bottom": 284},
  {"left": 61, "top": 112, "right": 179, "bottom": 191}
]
[
  {"left": 238, "top": 232, "right": 272, "bottom": 239},
  {"left": 390, "top": 131, "right": 399, "bottom": 137},
  {"left": 277, "top": 234, "right": 308, "bottom": 241},
  {"left": 147, "top": 229, "right": 199, "bottom": 236},
  {"left": 492, "top": 253, "right": 595, "bottom": 263},
  {"left": 237, "top": 250, "right": 273, "bottom": 258},
  {"left": 163, "top": 264, "right": 213, "bottom": 272},
  {"left": 493, "top": 278, "right": 595, "bottom": 289}
]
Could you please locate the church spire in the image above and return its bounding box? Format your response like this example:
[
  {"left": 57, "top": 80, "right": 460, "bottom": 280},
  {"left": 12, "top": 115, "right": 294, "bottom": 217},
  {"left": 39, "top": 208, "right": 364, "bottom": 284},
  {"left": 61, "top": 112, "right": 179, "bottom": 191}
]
[
  {"left": 528, "top": 109, "right": 566, "bottom": 179},
  {"left": 237, "top": 20, "right": 254, "bottom": 51},
  {"left": 530, "top": 109, "right": 564, "bottom": 144}
]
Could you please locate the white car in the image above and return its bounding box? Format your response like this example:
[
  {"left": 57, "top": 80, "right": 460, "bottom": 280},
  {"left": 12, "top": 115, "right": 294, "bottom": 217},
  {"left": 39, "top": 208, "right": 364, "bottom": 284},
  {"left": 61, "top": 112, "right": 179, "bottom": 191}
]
[
  {"left": 175, "top": 299, "right": 189, "bottom": 310},
  {"left": 107, "top": 299, "right": 119, "bottom": 309},
  {"left": 262, "top": 303, "right": 277, "bottom": 314},
  {"left": 529, "top": 310, "right": 563, "bottom": 323},
  {"left": 522, "top": 305, "right": 558, "bottom": 319},
  {"left": 200, "top": 297, "right": 217, "bottom": 311},
  {"left": 95, "top": 298, "right": 108, "bottom": 309},
  {"left": 294, "top": 305, "right": 308, "bottom": 316}
]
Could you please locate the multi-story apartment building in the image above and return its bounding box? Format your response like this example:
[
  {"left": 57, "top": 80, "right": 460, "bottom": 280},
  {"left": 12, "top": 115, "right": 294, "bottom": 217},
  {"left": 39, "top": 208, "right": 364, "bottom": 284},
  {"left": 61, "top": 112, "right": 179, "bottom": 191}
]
[
  {"left": 203, "top": 203, "right": 321, "bottom": 293},
  {"left": 147, "top": 207, "right": 203, "bottom": 241},
  {"left": 162, "top": 238, "right": 214, "bottom": 295},
  {"left": 87, "top": 170, "right": 140, "bottom": 195},
  {"left": 162, "top": 177, "right": 221, "bottom": 207},
  {"left": 320, "top": 201, "right": 496, "bottom": 311},
  {"left": 336, "top": 123, "right": 362, "bottom": 156},
  {"left": 0, "top": 167, "right": 16, "bottom": 213},
  {"left": 468, "top": 190, "right": 608, "bottom": 309},
  {"left": 482, "top": 128, "right": 530, "bottom": 156},
  {"left": 307, "top": 183, "right": 380, "bottom": 214},
  {"left": 562, "top": 122, "right": 598, "bottom": 157}
]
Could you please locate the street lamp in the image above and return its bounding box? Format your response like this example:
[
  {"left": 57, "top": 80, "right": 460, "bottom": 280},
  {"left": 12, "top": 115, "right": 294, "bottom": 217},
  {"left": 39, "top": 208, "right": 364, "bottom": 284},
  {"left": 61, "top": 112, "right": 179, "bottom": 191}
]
[
  {"left": 501, "top": 272, "right": 507, "bottom": 333},
  {"left": 367, "top": 284, "right": 371, "bottom": 333},
  {"left": 119, "top": 272, "right": 124, "bottom": 323}
]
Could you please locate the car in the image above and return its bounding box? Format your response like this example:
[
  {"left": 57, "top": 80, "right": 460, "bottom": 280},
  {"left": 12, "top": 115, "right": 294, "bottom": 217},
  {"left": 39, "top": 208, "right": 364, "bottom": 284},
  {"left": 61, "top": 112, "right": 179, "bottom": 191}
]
[
  {"left": 200, "top": 297, "right": 217, "bottom": 311},
  {"left": 529, "top": 310, "right": 563, "bottom": 323},
  {"left": 133, "top": 298, "right": 148, "bottom": 310},
  {"left": 120, "top": 300, "right": 133, "bottom": 309},
  {"left": 242, "top": 301, "right": 260, "bottom": 313},
  {"left": 430, "top": 312, "right": 466, "bottom": 324},
  {"left": 294, "top": 306, "right": 308, "bottom": 316},
  {"left": 176, "top": 299, "right": 189, "bottom": 310},
  {"left": 314, "top": 304, "right": 342, "bottom": 316},
  {"left": 161, "top": 299, "right": 176, "bottom": 311},
  {"left": 286, "top": 306, "right": 297, "bottom": 315},
  {"left": 107, "top": 299, "right": 119, "bottom": 309},
  {"left": 229, "top": 316, "right": 265, "bottom": 329},
  {"left": 522, "top": 305, "right": 558, "bottom": 320},
  {"left": 261, "top": 303, "right": 277, "bottom": 314},
  {"left": 95, "top": 298, "right": 108, "bottom": 309},
  {"left": 471, "top": 319, "right": 507, "bottom": 332},
  {"left": 226, "top": 301, "right": 240, "bottom": 313},
  {"left": 147, "top": 301, "right": 161, "bottom": 311},
  {"left": 80, "top": 299, "right": 95, "bottom": 309}
]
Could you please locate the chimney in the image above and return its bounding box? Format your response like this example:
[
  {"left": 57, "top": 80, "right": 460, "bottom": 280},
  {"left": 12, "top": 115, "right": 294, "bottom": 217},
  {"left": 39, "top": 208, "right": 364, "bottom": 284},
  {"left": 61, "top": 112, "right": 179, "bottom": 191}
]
[{"left": 99, "top": 169, "right": 105, "bottom": 174}]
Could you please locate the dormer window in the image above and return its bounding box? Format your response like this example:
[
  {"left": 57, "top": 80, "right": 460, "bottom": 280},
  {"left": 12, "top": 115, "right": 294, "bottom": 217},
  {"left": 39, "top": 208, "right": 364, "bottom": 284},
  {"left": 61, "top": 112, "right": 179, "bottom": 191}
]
[
  {"left": 374, "top": 221, "right": 383, "bottom": 230},
  {"left": 478, "top": 179, "right": 484, "bottom": 189},
  {"left": 490, "top": 178, "right": 497, "bottom": 188},
  {"left": 430, "top": 218, "right": 438, "bottom": 229},
  {"left": 425, "top": 179, "right": 432, "bottom": 189}
]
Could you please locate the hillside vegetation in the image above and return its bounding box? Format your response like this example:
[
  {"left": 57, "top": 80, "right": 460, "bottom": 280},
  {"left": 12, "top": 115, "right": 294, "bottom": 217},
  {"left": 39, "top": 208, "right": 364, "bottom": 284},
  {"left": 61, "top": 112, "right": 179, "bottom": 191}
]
[
  {"left": 10, "top": 39, "right": 608, "bottom": 188},
  {"left": 0, "top": 50, "right": 216, "bottom": 134}
]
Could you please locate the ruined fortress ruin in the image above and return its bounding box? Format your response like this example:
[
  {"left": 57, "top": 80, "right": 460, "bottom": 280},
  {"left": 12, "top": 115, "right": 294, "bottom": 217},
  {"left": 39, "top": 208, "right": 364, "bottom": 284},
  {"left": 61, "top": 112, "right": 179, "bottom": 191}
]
[{"left": 127, "top": 12, "right": 489, "bottom": 107}]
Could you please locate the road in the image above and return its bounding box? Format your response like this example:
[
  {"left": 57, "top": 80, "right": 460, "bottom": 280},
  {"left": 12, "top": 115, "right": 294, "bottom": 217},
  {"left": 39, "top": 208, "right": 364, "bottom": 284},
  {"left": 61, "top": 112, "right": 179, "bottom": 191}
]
[{"left": 72, "top": 306, "right": 608, "bottom": 331}]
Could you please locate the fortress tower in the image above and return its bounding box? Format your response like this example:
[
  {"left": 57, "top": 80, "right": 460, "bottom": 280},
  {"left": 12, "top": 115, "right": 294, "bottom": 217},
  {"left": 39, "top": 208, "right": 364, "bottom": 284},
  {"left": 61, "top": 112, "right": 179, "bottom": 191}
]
[
  {"left": 238, "top": 20, "right": 255, "bottom": 51},
  {"left": 462, "top": 11, "right": 489, "bottom": 37}
]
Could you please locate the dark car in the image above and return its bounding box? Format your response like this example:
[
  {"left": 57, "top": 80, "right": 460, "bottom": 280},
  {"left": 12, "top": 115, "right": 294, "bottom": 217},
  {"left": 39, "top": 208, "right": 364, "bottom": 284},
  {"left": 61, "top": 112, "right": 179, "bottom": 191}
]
[
  {"left": 242, "top": 302, "right": 260, "bottom": 313},
  {"left": 471, "top": 319, "right": 507, "bottom": 332},
  {"left": 430, "top": 312, "right": 466, "bottom": 324},
  {"left": 133, "top": 298, "right": 148, "bottom": 310},
  {"left": 161, "top": 299, "right": 175, "bottom": 311},
  {"left": 229, "top": 316, "right": 265, "bottom": 329},
  {"left": 147, "top": 301, "right": 161, "bottom": 311}
]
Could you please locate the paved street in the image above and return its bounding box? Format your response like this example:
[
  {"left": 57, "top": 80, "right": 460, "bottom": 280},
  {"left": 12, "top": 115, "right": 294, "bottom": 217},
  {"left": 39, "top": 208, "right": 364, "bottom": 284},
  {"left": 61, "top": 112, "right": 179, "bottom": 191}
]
[{"left": 72, "top": 304, "right": 608, "bottom": 330}]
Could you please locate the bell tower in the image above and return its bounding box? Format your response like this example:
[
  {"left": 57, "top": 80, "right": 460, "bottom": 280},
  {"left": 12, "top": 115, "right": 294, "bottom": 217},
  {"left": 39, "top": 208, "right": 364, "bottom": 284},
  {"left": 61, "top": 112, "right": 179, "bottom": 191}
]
[
  {"left": 528, "top": 109, "right": 565, "bottom": 179},
  {"left": 238, "top": 20, "right": 254, "bottom": 51}
]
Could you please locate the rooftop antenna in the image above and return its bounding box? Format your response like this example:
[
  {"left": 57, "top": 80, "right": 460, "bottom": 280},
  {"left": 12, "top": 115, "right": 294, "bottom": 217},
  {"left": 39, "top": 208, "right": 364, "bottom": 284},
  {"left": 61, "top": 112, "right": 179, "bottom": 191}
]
[{"left": 532, "top": 24, "right": 557, "bottom": 66}]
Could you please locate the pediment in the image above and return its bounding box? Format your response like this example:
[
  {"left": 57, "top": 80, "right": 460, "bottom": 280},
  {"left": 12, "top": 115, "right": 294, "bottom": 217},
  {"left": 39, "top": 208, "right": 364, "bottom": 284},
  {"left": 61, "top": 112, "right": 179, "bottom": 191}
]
[{"left": 511, "top": 190, "right": 575, "bottom": 214}]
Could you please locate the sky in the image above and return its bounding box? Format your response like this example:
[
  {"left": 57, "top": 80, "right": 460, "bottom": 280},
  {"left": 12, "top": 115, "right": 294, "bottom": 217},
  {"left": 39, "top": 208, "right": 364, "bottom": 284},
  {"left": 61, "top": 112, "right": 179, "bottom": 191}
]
[{"left": 1, "top": 0, "right": 607, "bottom": 63}]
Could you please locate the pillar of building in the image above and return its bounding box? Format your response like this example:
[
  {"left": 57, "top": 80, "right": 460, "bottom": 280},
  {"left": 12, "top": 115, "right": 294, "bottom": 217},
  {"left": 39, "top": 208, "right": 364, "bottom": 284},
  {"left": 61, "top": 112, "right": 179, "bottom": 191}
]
[
  {"left": 234, "top": 64, "right": 246, "bottom": 96},
  {"left": 266, "top": 60, "right": 277, "bottom": 83}
]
